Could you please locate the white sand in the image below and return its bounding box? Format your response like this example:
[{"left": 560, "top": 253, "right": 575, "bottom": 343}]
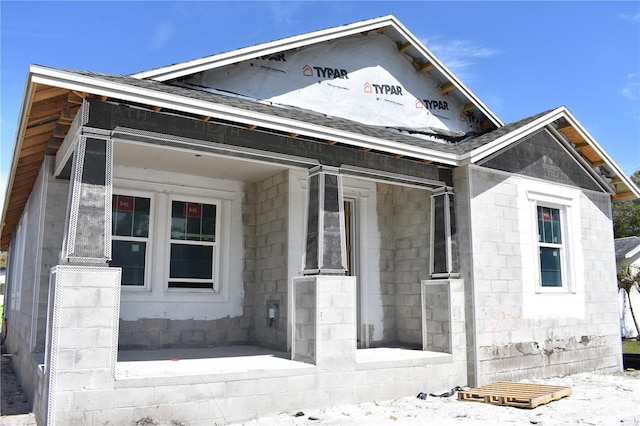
[{"left": 233, "top": 370, "right": 640, "bottom": 426}]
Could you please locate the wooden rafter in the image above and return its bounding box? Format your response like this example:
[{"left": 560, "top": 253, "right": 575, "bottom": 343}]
[
  {"left": 397, "top": 42, "right": 411, "bottom": 53},
  {"left": 463, "top": 103, "right": 476, "bottom": 112},
  {"left": 573, "top": 142, "right": 590, "bottom": 151},
  {"left": 440, "top": 82, "right": 455, "bottom": 95}
]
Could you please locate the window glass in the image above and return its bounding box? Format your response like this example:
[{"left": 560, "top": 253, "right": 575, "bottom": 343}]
[
  {"left": 169, "top": 200, "right": 217, "bottom": 290},
  {"left": 111, "top": 195, "right": 150, "bottom": 287},
  {"left": 539, "top": 247, "right": 562, "bottom": 287},
  {"left": 111, "top": 240, "right": 146, "bottom": 286},
  {"left": 169, "top": 244, "right": 213, "bottom": 279},
  {"left": 171, "top": 201, "right": 216, "bottom": 242},
  {"left": 113, "top": 195, "right": 149, "bottom": 237},
  {"left": 537, "top": 206, "right": 563, "bottom": 287}
]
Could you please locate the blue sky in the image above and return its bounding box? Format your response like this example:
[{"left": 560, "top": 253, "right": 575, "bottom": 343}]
[{"left": 1, "top": 1, "right": 639, "bottom": 208}]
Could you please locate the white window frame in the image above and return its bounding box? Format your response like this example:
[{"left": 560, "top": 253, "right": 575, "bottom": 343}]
[
  {"left": 110, "top": 190, "right": 154, "bottom": 292},
  {"left": 166, "top": 195, "right": 221, "bottom": 293},
  {"left": 527, "top": 190, "right": 575, "bottom": 293}
]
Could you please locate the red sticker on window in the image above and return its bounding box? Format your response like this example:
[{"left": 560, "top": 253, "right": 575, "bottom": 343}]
[
  {"left": 185, "top": 203, "right": 201, "bottom": 218},
  {"left": 117, "top": 196, "right": 134, "bottom": 212},
  {"left": 542, "top": 208, "right": 551, "bottom": 221}
]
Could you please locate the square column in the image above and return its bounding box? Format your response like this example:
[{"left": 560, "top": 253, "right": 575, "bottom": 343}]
[
  {"left": 292, "top": 276, "right": 357, "bottom": 371},
  {"left": 44, "top": 266, "right": 121, "bottom": 426},
  {"left": 302, "top": 166, "right": 347, "bottom": 275},
  {"left": 430, "top": 187, "right": 459, "bottom": 278},
  {"left": 63, "top": 134, "right": 113, "bottom": 264}
]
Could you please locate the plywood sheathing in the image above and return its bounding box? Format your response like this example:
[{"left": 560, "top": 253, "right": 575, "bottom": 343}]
[{"left": 1, "top": 83, "right": 84, "bottom": 250}]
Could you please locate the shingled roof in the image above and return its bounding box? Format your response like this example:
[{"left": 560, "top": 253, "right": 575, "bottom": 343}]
[{"left": 615, "top": 236, "right": 640, "bottom": 259}]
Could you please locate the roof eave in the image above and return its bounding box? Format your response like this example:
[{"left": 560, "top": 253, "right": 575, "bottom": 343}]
[
  {"left": 0, "top": 69, "right": 37, "bottom": 248},
  {"left": 32, "top": 66, "right": 464, "bottom": 162}
]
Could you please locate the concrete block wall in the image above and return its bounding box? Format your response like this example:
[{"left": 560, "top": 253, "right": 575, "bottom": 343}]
[
  {"left": 254, "top": 171, "right": 289, "bottom": 350},
  {"left": 374, "top": 183, "right": 430, "bottom": 347},
  {"left": 118, "top": 316, "right": 250, "bottom": 349},
  {"left": 41, "top": 266, "right": 121, "bottom": 426},
  {"left": 422, "top": 282, "right": 451, "bottom": 352},
  {"left": 452, "top": 165, "right": 478, "bottom": 386},
  {"left": 4, "top": 157, "right": 67, "bottom": 413},
  {"left": 466, "top": 165, "right": 622, "bottom": 385},
  {"left": 375, "top": 183, "right": 397, "bottom": 343},
  {"left": 393, "top": 186, "right": 430, "bottom": 347}
]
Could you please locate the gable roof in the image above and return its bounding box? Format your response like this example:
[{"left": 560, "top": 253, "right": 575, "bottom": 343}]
[
  {"left": 132, "top": 14, "right": 503, "bottom": 133},
  {"left": 615, "top": 236, "right": 640, "bottom": 260},
  {"left": 1, "top": 16, "right": 638, "bottom": 250},
  {"left": 461, "top": 107, "right": 640, "bottom": 200}
]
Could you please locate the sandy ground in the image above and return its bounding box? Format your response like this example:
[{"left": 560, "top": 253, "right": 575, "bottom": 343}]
[
  {"left": 1, "top": 352, "right": 638, "bottom": 425},
  {"left": 0, "top": 351, "right": 34, "bottom": 425},
  {"left": 233, "top": 370, "right": 640, "bottom": 426}
]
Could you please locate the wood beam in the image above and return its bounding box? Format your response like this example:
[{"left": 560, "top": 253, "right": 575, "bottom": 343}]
[
  {"left": 573, "top": 142, "right": 590, "bottom": 151},
  {"left": 591, "top": 159, "right": 607, "bottom": 167},
  {"left": 246, "top": 124, "right": 257, "bottom": 130},
  {"left": 613, "top": 191, "right": 635, "bottom": 201},
  {"left": 69, "top": 91, "right": 87, "bottom": 104},
  {"left": 200, "top": 116, "right": 211, "bottom": 121},
  {"left": 440, "top": 82, "right": 455, "bottom": 95},
  {"left": 610, "top": 176, "right": 623, "bottom": 185},
  {"left": 481, "top": 120, "right": 494, "bottom": 131},
  {"left": 288, "top": 133, "right": 299, "bottom": 138},
  {"left": 420, "top": 159, "right": 433, "bottom": 164},
  {"left": 463, "top": 103, "right": 476, "bottom": 112},
  {"left": 414, "top": 61, "right": 434, "bottom": 73},
  {"left": 376, "top": 26, "right": 389, "bottom": 34},
  {"left": 359, "top": 147, "right": 371, "bottom": 152},
  {"left": 326, "top": 140, "right": 337, "bottom": 145},
  {"left": 58, "top": 105, "right": 81, "bottom": 125},
  {"left": 397, "top": 42, "right": 411, "bottom": 53}
]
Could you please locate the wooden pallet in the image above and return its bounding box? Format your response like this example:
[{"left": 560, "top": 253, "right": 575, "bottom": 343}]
[{"left": 458, "top": 382, "right": 571, "bottom": 409}]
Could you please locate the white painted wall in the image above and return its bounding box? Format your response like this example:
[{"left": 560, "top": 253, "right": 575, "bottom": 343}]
[{"left": 114, "top": 165, "right": 245, "bottom": 321}]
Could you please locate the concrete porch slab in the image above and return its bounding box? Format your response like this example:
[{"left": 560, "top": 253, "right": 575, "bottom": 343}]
[
  {"left": 115, "top": 345, "right": 316, "bottom": 386},
  {"left": 356, "top": 347, "right": 452, "bottom": 369}
]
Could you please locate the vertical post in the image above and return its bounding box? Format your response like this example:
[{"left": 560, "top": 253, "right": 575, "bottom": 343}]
[
  {"left": 430, "top": 187, "right": 459, "bottom": 278},
  {"left": 62, "top": 134, "right": 113, "bottom": 264},
  {"left": 303, "top": 166, "right": 346, "bottom": 275}
]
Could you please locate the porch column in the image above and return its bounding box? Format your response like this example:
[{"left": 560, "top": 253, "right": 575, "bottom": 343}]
[
  {"left": 294, "top": 166, "right": 356, "bottom": 370},
  {"left": 430, "top": 187, "right": 459, "bottom": 278},
  {"left": 302, "top": 165, "right": 347, "bottom": 275},
  {"left": 42, "top": 130, "right": 120, "bottom": 425},
  {"left": 62, "top": 133, "right": 113, "bottom": 264}
]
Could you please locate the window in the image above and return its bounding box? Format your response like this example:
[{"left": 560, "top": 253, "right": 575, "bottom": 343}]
[
  {"left": 168, "top": 200, "right": 217, "bottom": 289},
  {"left": 110, "top": 195, "right": 150, "bottom": 287},
  {"left": 537, "top": 206, "right": 563, "bottom": 287}
]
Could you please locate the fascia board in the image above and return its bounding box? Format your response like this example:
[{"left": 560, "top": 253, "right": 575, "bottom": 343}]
[
  {"left": 390, "top": 19, "right": 503, "bottom": 128},
  {"left": 1, "top": 70, "right": 36, "bottom": 239},
  {"left": 29, "top": 66, "right": 459, "bottom": 166},
  {"left": 463, "top": 107, "right": 566, "bottom": 165},
  {"left": 560, "top": 108, "right": 640, "bottom": 199},
  {"left": 132, "top": 15, "right": 398, "bottom": 81},
  {"left": 627, "top": 244, "right": 640, "bottom": 259}
]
